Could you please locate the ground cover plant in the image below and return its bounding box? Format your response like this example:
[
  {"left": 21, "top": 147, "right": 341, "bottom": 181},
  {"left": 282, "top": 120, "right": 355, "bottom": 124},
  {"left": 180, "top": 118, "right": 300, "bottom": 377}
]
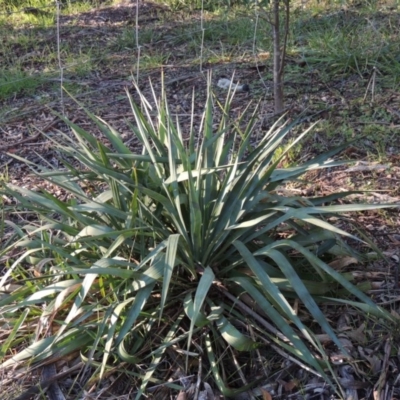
[
  {"left": 0, "top": 78, "right": 399, "bottom": 399},
  {"left": 1, "top": 0, "right": 400, "bottom": 398}
]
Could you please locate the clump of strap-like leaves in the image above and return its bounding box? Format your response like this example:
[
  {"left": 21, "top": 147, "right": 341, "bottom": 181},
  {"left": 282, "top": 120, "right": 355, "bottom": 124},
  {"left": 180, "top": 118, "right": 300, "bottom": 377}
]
[{"left": 0, "top": 79, "right": 394, "bottom": 398}]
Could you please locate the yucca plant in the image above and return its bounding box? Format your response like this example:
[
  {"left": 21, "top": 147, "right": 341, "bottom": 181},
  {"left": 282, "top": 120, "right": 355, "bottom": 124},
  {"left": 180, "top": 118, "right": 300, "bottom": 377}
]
[{"left": 0, "top": 77, "right": 396, "bottom": 398}]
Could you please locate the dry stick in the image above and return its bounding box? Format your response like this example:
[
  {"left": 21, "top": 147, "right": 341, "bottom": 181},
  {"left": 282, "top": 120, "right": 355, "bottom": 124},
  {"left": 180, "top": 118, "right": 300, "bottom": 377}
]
[
  {"left": 279, "top": 0, "right": 290, "bottom": 78},
  {"left": 193, "top": 355, "right": 202, "bottom": 400},
  {"left": 219, "top": 288, "right": 288, "bottom": 342},
  {"left": 248, "top": 322, "right": 269, "bottom": 379},
  {"left": 374, "top": 339, "right": 391, "bottom": 397},
  {"left": 13, "top": 363, "right": 83, "bottom": 400},
  {"left": 199, "top": 0, "right": 205, "bottom": 72},
  {"left": 363, "top": 66, "right": 382, "bottom": 104},
  {"left": 55, "top": 0, "right": 64, "bottom": 115},
  {"left": 235, "top": 317, "right": 323, "bottom": 385},
  {"left": 145, "top": 375, "right": 196, "bottom": 393},
  {"left": 0, "top": 117, "right": 60, "bottom": 156},
  {"left": 135, "top": 0, "right": 141, "bottom": 85},
  {"left": 230, "top": 347, "right": 256, "bottom": 400},
  {"left": 43, "top": 363, "right": 66, "bottom": 400},
  {"left": 252, "top": 10, "right": 269, "bottom": 92},
  {"left": 219, "top": 288, "right": 323, "bottom": 378},
  {"left": 251, "top": 7, "right": 271, "bottom": 143},
  {"left": 0, "top": 132, "right": 41, "bottom": 151}
]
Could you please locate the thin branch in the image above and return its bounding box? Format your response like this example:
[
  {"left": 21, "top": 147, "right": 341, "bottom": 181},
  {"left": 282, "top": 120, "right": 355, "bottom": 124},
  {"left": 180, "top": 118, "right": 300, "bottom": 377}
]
[
  {"left": 279, "top": 0, "right": 290, "bottom": 76},
  {"left": 13, "top": 363, "right": 83, "bottom": 400}
]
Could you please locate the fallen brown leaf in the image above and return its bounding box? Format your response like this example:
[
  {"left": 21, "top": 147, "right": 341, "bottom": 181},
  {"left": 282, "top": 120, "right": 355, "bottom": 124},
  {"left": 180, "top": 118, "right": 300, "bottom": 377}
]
[
  {"left": 176, "top": 390, "right": 186, "bottom": 400},
  {"left": 261, "top": 388, "right": 272, "bottom": 400}
]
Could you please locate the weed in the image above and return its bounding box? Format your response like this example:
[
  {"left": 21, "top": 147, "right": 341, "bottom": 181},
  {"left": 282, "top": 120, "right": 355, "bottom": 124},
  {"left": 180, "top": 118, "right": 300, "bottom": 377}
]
[{"left": 0, "top": 69, "right": 45, "bottom": 100}]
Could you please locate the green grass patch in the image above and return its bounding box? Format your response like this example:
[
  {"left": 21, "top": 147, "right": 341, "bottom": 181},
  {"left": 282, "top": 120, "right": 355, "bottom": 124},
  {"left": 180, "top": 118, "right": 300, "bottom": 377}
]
[
  {"left": 0, "top": 69, "right": 46, "bottom": 99},
  {"left": 292, "top": 5, "right": 400, "bottom": 80}
]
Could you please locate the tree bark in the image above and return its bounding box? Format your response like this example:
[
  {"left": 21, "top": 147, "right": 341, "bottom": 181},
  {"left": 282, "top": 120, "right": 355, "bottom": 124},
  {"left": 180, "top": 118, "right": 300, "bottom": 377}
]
[{"left": 273, "top": 0, "right": 283, "bottom": 113}]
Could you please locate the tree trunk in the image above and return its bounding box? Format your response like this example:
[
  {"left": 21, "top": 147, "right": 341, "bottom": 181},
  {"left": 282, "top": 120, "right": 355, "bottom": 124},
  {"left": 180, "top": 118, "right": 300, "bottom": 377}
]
[{"left": 273, "top": 0, "right": 284, "bottom": 113}]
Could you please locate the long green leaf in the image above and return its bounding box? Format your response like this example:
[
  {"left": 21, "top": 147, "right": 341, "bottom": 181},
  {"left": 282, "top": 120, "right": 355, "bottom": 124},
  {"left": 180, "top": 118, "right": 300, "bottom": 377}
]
[
  {"left": 160, "top": 234, "right": 180, "bottom": 319},
  {"left": 187, "top": 267, "right": 214, "bottom": 354}
]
